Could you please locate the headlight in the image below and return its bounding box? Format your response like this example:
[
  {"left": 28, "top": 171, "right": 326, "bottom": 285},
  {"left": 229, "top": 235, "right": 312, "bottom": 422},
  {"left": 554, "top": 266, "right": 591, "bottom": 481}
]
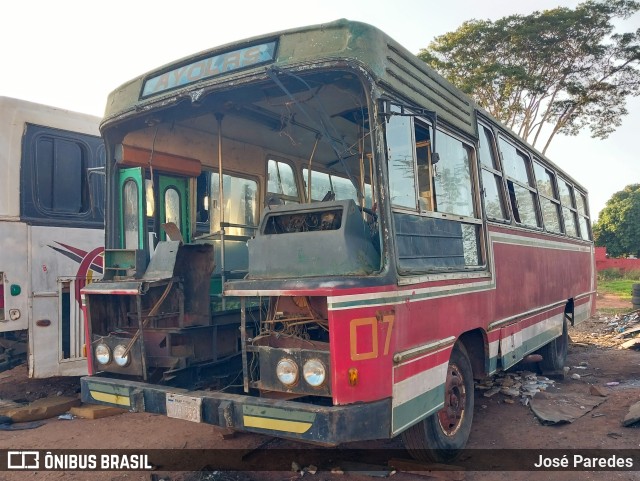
[
  {"left": 276, "top": 358, "right": 298, "bottom": 386},
  {"left": 113, "top": 344, "right": 130, "bottom": 367},
  {"left": 303, "top": 358, "right": 326, "bottom": 387},
  {"left": 95, "top": 343, "right": 111, "bottom": 365}
]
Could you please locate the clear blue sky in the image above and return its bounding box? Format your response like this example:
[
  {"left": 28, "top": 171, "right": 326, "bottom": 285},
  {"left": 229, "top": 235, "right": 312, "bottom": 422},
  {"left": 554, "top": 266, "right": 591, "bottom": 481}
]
[{"left": 3, "top": 0, "right": 638, "bottom": 221}]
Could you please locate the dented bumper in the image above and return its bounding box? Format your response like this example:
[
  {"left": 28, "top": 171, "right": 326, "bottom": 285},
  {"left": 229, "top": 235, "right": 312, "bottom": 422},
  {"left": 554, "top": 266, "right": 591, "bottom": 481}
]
[{"left": 81, "top": 376, "right": 391, "bottom": 444}]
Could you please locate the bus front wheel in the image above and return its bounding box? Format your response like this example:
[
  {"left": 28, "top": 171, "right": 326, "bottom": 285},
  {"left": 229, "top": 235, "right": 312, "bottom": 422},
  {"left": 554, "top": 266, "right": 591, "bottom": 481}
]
[{"left": 401, "top": 343, "right": 474, "bottom": 463}]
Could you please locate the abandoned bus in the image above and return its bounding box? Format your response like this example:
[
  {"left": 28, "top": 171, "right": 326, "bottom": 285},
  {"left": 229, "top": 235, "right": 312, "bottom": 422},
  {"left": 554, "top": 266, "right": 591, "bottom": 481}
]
[
  {"left": 81, "top": 20, "right": 595, "bottom": 460},
  {"left": 0, "top": 97, "right": 105, "bottom": 377}
]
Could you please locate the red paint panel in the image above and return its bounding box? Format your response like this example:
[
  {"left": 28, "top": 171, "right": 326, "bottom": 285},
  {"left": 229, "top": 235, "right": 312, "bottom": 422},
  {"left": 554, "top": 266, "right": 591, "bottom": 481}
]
[
  {"left": 393, "top": 347, "right": 451, "bottom": 383},
  {"left": 290, "top": 229, "right": 594, "bottom": 406},
  {"left": 329, "top": 306, "right": 394, "bottom": 405}
]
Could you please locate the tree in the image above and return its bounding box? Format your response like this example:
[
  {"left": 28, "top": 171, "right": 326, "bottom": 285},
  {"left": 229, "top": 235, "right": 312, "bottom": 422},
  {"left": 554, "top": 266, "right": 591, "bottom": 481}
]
[
  {"left": 593, "top": 184, "right": 640, "bottom": 257},
  {"left": 418, "top": 1, "right": 640, "bottom": 154}
]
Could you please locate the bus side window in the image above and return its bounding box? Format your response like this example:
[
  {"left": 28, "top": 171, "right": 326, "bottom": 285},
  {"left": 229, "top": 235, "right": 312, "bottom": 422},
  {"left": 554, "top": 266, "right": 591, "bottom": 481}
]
[
  {"left": 576, "top": 191, "right": 591, "bottom": 240},
  {"left": 478, "top": 124, "right": 508, "bottom": 221},
  {"left": 558, "top": 178, "right": 579, "bottom": 237},
  {"left": 415, "top": 122, "right": 434, "bottom": 212},
  {"left": 386, "top": 111, "right": 417, "bottom": 210},
  {"left": 267, "top": 159, "right": 299, "bottom": 204},
  {"left": 533, "top": 161, "right": 562, "bottom": 233},
  {"left": 498, "top": 137, "right": 540, "bottom": 228}
]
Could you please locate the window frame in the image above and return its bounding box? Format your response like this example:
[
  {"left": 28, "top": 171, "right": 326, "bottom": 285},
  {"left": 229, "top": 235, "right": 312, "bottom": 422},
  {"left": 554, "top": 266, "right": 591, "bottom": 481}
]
[
  {"left": 20, "top": 123, "right": 105, "bottom": 228},
  {"left": 557, "top": 177, "right": 585, "bottom": 239},
  {"left": 266, "top": 157, "right": 302, "bottom": 204},
  {"left": 477, "top": 123, "right": 510, "bottom": 223},
  {"left": 383, "top": 105, "right": 486, "bottom": 273},
  {"left": 575, "top": 190, "right": 592, "bottom": 240},
  {"left": 532, "top": 159, "right": 563, "bottom": 234},
  {"left": 195, "top": 168, "right": 260, "bottom": 237},
  {"left": 497, "top": 135, "right": 542, "bottom": 229}
]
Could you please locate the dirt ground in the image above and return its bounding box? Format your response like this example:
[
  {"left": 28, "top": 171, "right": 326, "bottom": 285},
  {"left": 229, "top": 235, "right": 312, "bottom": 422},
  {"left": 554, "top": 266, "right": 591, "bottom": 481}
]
[{"left": 1, "top": 296, "right": 639, "bottom": 481}]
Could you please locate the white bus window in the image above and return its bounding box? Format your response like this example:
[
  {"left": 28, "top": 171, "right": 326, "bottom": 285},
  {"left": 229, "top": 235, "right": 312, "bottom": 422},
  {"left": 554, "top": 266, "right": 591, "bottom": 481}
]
[
  {"left": 533, "top": 162, "right": 562, "bottom": 233},
  {"left": 482, "top": 170, "right": 507, "bottom": 219},
  {"left": 267, "top": 159, "right": 298, "bottom": 204},
  {"left": 478, "top": 124, "right": 508, "bottom": 221},
  {"left": 386, "top": 113, "right": 417, "bottom": 210},
  {"left": 123, "top": 180, "right": 140, "bottom": 249},
  {"left": 164, "top": 188, "right": 181, "bottom": 227},
  {"left": 558, "top": 178, "right": 579, "bottom": 237},
  {"left": 499, "top": 138, "right": 540, "bottom": 228},
  {"left": 576, "top": 191, "right": 591, "bottom": 240},
  {"left": 434, "top": 132, "right": 475, "bottom": 218},
  {"left": 302, "top": 169, "right": 359, "bottom": 203},
  {"left": 210, "top": 172, "right": 258, "bottom": 237}
]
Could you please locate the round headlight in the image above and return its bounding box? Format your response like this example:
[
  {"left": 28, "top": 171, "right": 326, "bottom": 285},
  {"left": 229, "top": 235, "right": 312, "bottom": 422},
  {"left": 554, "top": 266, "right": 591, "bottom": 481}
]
[
  {"left": 95, "top": 343, "right": 111, "bottom": 365},
  {"left": 276, "top": 358, "right": 299, "bottom": 386},
  {"left": 113, "top": 344, "right": 130, "bottom": 367},
  {"left": 303, "top": 359, "right": 326, "bottom": 387}
]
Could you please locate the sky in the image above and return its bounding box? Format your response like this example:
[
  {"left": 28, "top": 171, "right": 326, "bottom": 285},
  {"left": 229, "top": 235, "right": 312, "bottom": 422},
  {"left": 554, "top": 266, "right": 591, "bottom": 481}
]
[{"left": 2, "top": 0, "right": 638, "bottom": 221}]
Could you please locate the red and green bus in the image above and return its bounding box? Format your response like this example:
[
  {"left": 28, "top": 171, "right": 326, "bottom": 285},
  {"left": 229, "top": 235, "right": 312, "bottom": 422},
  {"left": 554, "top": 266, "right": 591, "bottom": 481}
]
[{"left": 81, "top": 19, "right": 595, "bottom": 461}]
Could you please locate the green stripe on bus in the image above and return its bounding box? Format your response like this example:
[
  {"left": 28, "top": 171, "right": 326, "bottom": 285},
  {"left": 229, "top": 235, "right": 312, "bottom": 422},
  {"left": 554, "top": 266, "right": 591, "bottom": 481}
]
[
  {"left": 242, "top": 404, "right": 316, "bottom": 423},
  {"left": 85, "top": 380, "right": 132, "bottom": 397},
  {"left": 329, "top": 282, "right": 495, "bottom": 310},
  {"left": 501, "top": 328, "right": 560, "bottom": 368},
  {"left": 392, "top": 383, "right": 445, "bottom": 434}
]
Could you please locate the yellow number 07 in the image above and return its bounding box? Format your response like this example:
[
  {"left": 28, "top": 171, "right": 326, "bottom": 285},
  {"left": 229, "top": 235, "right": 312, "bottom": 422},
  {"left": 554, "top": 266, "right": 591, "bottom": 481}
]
[{"left": 349, "top": 314, "right": 394, "bottom": 361}]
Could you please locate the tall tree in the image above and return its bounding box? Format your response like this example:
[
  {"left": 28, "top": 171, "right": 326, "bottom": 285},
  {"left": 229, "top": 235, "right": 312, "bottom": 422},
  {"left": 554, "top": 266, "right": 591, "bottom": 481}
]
[
  {"left": 419, "top": 1, "right": 640, "bottom": 154},
  {"left": 593, "top": 184, "right": 640, "bottom": 257}
]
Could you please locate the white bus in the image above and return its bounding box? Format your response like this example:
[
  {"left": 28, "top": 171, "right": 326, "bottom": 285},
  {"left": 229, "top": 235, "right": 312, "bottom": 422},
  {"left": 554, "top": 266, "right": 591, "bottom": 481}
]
[{"left": 0, "top": 97, "right": 104, "bottom": 377}]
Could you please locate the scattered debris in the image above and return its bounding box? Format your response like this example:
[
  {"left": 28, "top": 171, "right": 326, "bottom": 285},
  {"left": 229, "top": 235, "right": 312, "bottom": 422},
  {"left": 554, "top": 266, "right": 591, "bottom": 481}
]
[
  {"left": 606, "top": 382, "right": 620, "bottom": 387},
  {"left": 476, "top": 371, "right": 556, "bottom": 404},
  {"left": 622, "top": 400, "right": 640, "bottom": 427},
  {"left": 589, "top": 385, "right": 609, "bottom": 397},
  {"left": 57, "top": 413, "right": 75, "bottom": 420},
  {"left": 571, "top": 373, "right": 581, "bottom": 380},
  {"left": 607, "top": 432, "right": 623, "bottom": 439},
  {"left": 340, "top": 461, "right": 396, "bottom": 477},
  {"left": 572, "top": 310, "right": 640, "bottom": 348},
  {"left": 388, "top": 458, "right": 465, "bottom": 479},
  {"left": 530, "top": 392, "right": 607, "bottom": 425},
  {"left": 69, "top": 404, "right": 127, "bottom": 420},
  {"left": 304, "top": 465, "right": 318, "bottom": 475},
  {"left": 0, "top": 396, "right": 80, "bottom": 423}
]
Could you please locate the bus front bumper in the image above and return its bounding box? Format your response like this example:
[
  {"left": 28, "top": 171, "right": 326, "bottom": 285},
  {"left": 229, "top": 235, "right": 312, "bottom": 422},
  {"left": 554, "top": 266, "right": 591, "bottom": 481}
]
[{"left": 81, "top": 376, "right": 391, "bottom": 444}]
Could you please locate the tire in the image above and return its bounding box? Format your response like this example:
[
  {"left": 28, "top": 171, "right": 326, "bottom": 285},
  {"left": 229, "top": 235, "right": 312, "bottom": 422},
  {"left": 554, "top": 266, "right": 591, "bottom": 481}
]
[
  {"left": 401, "top": 343, "right": 474, "bottom": 463},
  {"left": 632, "top": 283, "right": 640, "bottom": 296},
  {"left": 539, "top": 317, "right": 568, "bottom": 372},
  {"left": 632, "top": 296, "right": 640, "bottom": 307}
]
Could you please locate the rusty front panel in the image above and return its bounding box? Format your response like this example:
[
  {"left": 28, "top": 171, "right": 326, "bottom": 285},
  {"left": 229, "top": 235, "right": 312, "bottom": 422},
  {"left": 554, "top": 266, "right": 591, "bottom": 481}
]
[{"left": 174, "top": 243, "right": 214, "bottom": 326}]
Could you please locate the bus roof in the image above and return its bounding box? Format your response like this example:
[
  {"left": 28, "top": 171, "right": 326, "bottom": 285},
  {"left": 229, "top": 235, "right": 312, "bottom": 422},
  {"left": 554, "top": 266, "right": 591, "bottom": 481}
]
[
  {"left": 102, "top": 19, "right": 474, "bottom": 135},
  {"left": 101, "top": 19, "right": 588, "bottom": 194}
]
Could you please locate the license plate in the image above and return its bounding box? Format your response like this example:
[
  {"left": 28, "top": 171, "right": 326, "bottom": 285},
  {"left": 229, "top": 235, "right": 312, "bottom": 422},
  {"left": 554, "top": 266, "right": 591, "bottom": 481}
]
[{"left": 166, "top": 393, "right": 202, "bottom": 423}]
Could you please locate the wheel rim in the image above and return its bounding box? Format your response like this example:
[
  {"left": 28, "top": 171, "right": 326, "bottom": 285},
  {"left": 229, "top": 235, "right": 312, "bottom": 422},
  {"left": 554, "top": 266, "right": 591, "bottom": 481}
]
[{"left": 437, "top": 362, "right": 466, "bottom": 437}]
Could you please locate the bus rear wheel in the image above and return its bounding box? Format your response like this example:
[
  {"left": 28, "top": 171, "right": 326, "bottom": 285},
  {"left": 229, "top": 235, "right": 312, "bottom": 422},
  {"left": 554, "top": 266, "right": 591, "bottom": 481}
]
[
  {"left": 401, "top": 343, "right": 474, "bottom": 463},
  {"left": 538, "top": 317, "right": 568, "bottom": 372}
]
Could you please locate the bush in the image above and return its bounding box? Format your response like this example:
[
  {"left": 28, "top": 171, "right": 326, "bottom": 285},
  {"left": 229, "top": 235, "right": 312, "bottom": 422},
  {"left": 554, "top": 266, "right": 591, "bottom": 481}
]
[
  {"left": 626, "top": 270, "right": 640, "bottom": 281},
  {"left": 598, "top": 268, "right": 624, "bottom": 281}
]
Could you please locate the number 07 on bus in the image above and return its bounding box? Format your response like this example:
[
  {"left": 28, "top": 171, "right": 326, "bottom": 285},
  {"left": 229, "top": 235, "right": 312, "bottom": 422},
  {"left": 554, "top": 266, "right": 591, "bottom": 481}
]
[{"left": 81, "top": 19, "right": 595, "bottom": 461}]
